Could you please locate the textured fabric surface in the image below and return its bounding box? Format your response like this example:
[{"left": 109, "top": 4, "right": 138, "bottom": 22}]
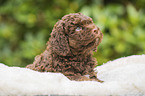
[{"left": 0, "top": 55, "right": 145, "bottom": 95}]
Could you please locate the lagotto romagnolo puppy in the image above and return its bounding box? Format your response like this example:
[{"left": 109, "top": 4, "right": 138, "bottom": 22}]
[{"left": 26, "top": 13, "right": 103, "bottom": 82}]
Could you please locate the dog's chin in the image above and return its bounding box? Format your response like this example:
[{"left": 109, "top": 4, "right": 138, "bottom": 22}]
[
  {"left": 81, "top": 37, "right": 100, "bottom": 49},
  {"left": 70, "top": 37, "right": 100, "bottom": 55}
]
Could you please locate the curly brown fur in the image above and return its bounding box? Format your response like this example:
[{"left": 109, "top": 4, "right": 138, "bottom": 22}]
[{"left": 26, "top": 13, "right": 103, "bottom": 82}]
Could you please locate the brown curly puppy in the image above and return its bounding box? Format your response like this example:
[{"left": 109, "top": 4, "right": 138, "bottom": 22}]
[{"left": 26, "top": 13, "right": 103, "bottom": 82}]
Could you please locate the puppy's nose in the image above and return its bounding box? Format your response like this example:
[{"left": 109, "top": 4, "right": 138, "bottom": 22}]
[{"left": 92, "top": 27, "right": 98, "bottom": 34}]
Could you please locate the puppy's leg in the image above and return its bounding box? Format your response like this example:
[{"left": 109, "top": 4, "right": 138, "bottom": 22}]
[
  {"left": 66, "top": 73, "right": 103, "bottom": 82},
  {"left": 89, "top": 71, "right": 104, "bottom": 83},
  {"left": 67, "top": 75, "right": 90, "bottom": 81},
  {"left": 70, "top": 75, "right": 103, "bottom": 82},
  {"left": 26, "top": 64, "right": 35, "bottom": 70},
  {"left": 26, "top": 55, "right": 42, "bottom": 71}
]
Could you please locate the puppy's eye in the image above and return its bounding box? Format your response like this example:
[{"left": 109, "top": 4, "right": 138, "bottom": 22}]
[{"left": 76, "top": 27, "right": 82, "bottom": 31}]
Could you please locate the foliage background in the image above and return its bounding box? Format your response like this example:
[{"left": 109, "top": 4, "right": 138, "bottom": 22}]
[{"left": 0, "top": 0, "right": 145, "bottom": 67}]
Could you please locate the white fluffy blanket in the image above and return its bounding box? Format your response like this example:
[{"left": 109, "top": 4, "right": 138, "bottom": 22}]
[{"left": 0, "top": 55, "right": 145, "bottom": 95}]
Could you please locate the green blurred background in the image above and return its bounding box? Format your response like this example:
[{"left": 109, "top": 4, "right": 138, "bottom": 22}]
[{"left": 0, "top": 0, "right": 145, "bottom": 67}]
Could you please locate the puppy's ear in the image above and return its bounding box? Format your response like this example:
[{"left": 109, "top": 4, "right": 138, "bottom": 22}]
[{"left": 50, "top": 20, "right": 70, "bottom": 56}]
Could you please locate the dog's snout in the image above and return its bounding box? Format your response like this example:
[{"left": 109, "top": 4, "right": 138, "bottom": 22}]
[
  {"left": 92, "top": 26, "right": 99, "bottom": 34},
  {"left": 92, "top": 27, "right": 102, "bottom": 37},
  {"left": 92, "top": 28, "right": 98, "bottom": 34}
]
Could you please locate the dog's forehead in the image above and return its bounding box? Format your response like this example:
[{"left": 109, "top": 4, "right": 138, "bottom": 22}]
[
  {"left": 81, "top": 16, "right": 93, "bottom": 23},
  {"left": 62, "top": 13, "right": 93, "bottom": 23}
]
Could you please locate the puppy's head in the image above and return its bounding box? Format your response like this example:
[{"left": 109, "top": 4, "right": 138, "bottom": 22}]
[{"left": 50, "top": 13, "right": 103, "bottom": 56}]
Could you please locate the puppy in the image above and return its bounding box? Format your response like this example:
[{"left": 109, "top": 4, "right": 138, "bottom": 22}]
[{"left": 26, "top": 13, "right": 103, "bottom": 82}]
